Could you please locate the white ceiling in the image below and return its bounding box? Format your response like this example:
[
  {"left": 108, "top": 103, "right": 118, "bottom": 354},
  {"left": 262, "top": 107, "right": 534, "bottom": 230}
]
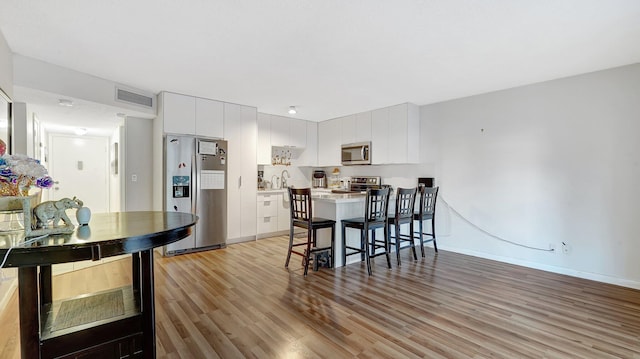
[{"left": 1, "top": 0, "right": 640, "bottom": 127}]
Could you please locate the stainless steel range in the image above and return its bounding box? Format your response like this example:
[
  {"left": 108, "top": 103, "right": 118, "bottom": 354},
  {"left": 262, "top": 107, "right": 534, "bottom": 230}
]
[{"left": 331, "top": 176, "right": 381, "bottom": 193}]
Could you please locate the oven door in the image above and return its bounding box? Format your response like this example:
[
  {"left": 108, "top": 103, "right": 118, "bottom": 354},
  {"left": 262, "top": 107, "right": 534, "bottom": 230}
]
[{"left": 341, "top": 142, "right": 371, "bottom": 165}]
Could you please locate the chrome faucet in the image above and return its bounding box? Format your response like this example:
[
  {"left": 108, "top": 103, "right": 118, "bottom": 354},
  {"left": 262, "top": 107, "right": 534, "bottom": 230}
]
[{"left": 281, "top": 170, "right": 290, "bottom": 189}]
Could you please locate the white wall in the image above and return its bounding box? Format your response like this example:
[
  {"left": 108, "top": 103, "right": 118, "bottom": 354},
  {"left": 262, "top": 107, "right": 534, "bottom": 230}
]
[
  {"left": 0, "top": 30, "right": 12, "bottom": 98},
  {"left": 260, "top": 165, "right": 311, "bottom": 189},
  {"left": 123, "top": 117, "right": 153, "bottom": 211},
  {"left": 422, "top": 63, "right": 640, "bottom": 288},
  {"left": 0, "top": 29, "right": 16, "bottom": 312},
  {"left": 10, "top": 102, "right": 35, "bottom": 156},
  {"left": 12, "top": 55, "right": 155, "bottom": 119}
]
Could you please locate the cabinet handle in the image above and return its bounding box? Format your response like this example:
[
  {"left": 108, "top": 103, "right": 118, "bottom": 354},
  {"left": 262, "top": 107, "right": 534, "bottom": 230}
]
[{"left": 239, "top": 175, "right": 242, "bottom": 188}]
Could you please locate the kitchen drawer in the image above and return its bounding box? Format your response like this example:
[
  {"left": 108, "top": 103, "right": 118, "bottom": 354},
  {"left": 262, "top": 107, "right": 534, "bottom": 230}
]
[
  {"left": 257, "top": 216, "right": 278, "bottom": 234},
  {"left": 257, "top": 193, "right": 281, "bottom": 201},
  {"left": 257, "top": 199, "right": 278, "bottom": 217}
]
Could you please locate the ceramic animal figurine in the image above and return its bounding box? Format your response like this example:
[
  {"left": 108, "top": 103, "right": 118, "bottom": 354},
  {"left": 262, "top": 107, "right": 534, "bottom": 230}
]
[{"left": 32, "top": 197, "right": 83, "bottom": 229}]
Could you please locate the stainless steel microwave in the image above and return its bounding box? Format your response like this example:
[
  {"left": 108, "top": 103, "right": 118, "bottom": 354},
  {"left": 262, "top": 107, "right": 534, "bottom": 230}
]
[{"left": 341, "top": 142, "right": 371, "bottom": 165}]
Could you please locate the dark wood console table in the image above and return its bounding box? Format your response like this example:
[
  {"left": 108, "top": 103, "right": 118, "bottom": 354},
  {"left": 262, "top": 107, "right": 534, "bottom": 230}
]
[{"left": 0, "top": 211, "right": 197, "bottom": 359}]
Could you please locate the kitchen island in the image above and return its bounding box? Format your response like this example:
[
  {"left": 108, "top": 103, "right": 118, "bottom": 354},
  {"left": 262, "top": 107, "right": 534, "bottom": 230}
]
[{"left": 311, "top": 192, "right": 370, "bottom": 268}]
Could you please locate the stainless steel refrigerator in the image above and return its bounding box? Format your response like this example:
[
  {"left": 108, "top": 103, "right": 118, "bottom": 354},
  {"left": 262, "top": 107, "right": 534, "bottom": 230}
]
[{"left": 163, "top": 135, "right": 227, "bottom": 255}]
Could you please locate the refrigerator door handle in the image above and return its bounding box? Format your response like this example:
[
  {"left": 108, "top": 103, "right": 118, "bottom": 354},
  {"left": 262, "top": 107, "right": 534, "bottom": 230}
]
[
  {"left": 192, "top": 152, "right": 198, "bottom": 215},
  {"left": 239, "top": 175, "right": 242, "bottom": 188}
]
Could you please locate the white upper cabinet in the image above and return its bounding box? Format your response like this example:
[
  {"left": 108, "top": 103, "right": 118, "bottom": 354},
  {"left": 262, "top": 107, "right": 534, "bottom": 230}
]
[
  {"left": 161, "top": 92, "right": 196, "bottom": 135},
  {"left": 341, "top": 115, "right": 357, "bottom": 145},
  {"left": 318, "top": 118, "right": 342, "bottom": 166},
  {"left": 355, "top": 111, "right": 372, "bottom": 143},
  {"left": 160, "top": 92, "right": 224, "bottom": 138},
  {"left": 371, "top": 103, "right": 419, "bottom": 164},
  {"left": 371, "top": 107, "right": 389, "bottom": 164},
  {"left": 256, "top": 113, "right": 309, "bottom": 165},
  {"left": 341, "top": 112, "right": 371, "bottom": 145},
  {"left": 257, "top": 113, "right": 271, "bottom": 165},
  {"left": 195, "top": 97, "right": 224, "bottom": 138},
  {"left": 269, "top": 115, "right": 307, "bottom": 148},
  {"left": 270, "top": 115, "right": 290, "bottom": 147},
  {"left": 289, "top": 119, "right": 307, "bottom": 148},
  {"left": 299, "top": 121, "right": 317, "bottom": 166}
]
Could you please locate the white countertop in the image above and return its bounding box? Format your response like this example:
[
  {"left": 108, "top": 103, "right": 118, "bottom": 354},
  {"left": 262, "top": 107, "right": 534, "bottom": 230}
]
[
  {"left": 312, "top": 192, "right": 366, "bottom": 203},
  {"left": 257, "top": 188, "right": 368, "bottom": 203},
  {"left": 256, "top": 189, "right": 286, "bottom": 194}
]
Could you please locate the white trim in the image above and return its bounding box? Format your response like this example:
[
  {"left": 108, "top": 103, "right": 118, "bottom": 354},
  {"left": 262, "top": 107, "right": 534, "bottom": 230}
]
[{"left": 439, "top": 244, "right": 640, "bottom": 290}]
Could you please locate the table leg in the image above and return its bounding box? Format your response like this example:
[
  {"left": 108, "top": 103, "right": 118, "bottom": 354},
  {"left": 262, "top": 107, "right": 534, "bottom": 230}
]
[
  {"left": 132, "top": 252, "right": 141, "bottom": 295},
  {"left": 18, "top": 267, "right": 40, "bottom": 359},
  {"left": 140, "top": 249, "right": 156, "bottom": 358},
  {"left": 39, "top": 265, "right": 52, "bottom": 305}
]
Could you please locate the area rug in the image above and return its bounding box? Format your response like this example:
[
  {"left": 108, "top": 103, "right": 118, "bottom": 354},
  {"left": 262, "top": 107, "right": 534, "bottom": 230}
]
[{"left": 52, "top": 290, "right": 124, "bottom": 331}]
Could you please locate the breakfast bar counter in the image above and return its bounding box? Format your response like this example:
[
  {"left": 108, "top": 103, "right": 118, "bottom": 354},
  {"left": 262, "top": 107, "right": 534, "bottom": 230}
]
[{"left": 312, "top": 193, "right": 368, "bottom": 267}]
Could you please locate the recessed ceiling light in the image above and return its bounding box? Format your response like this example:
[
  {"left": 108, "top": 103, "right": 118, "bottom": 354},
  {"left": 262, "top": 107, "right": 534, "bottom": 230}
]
[
  {"left": 288, "top": 106, "right": 297, "bottom": 115},
  {"left": 74, "top": 128, "right": 87, "bottom": 136},
  {"left": 58, "top": 99, "right": 74, "bottom": 107}
]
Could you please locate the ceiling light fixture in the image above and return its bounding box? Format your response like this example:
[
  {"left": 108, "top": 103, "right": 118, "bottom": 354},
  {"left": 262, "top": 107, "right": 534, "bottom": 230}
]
[
  {"left": 74, "top": 128, "right": 87, "bottom": 136},
  {"left": 288, "top": 106, "right": 297, "bottom": 115},
  {"left": 58, "top": 99, "right": 74, "bottom": 107}
]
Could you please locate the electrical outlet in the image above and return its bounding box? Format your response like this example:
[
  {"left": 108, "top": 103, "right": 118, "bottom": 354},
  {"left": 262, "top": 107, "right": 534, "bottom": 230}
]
[{"left": 562, "top": 242, "right": 571, "bottom": 254}]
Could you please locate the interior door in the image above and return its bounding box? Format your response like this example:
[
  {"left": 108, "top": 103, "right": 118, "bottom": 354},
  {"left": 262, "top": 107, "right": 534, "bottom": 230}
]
[{"left": 48, "top": 134, "right": 110, "bottom": 214}]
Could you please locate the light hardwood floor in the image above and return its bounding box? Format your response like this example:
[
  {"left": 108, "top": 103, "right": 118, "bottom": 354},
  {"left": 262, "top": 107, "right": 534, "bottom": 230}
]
[{"left": 1, "top": 235, "right": 640, "bottom": 358}]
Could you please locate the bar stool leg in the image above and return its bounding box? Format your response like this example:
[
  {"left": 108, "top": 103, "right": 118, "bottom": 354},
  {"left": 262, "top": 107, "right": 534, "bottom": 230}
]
[
  {"left": 285, "top": 225, "right": 294, "bottom": 268},
  {"left": 410, "top": 221, "right": 417, "bottom": 260},
  {"left": 364, "top": 227, "right": 372, "bottom": 276},
  {"left": 384, "top": 224, "right": 392, "bottom": 269},
  {"left": 303, "top": 229, "right": 312, "bottom": 276},
  {"left": 418, "top": 218, "right": 426, "bottom": 258},
  {"left": 432, "top": 218, "right": 438, "bottom": 252},
  {"left": 341, "top": 223, "right": 347, "bottom": 267},
  {"left": 360, "top": 229, "right": 366, "bottom": 262},
  {"left": 395, "top": 223, "right": 402, "bottom": 266},
  {"left": 330, "top": 225, "right": 335, "bottom": 268}
]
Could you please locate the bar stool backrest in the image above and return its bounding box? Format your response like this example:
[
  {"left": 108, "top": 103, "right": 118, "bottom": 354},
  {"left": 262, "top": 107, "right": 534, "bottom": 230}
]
[
  {"left": 365, "top": 187, "right": 391, "bottom": 222},
  {"left": 395, "top": 187, "right": 417, "bottom": 221},
  {"left": 289, "top": 188, "right": 312, "bottom": 224},
  {"left": 418, "top": 185, "right": 439, "bottom": 218}
]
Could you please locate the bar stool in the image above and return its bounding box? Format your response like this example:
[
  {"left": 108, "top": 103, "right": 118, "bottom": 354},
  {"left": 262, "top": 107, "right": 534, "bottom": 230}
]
[
  {"left": 414, "top": 185, "right": 439, "bottom": 257},
  {"left": 285, "top": 188, "right": 336, "bottom": 276},
  {"left": 388, "top": 187, "right": 418, "bottom": 265},
  {"left": 341, "top": 187, "right": 391, "bottom": 275}
]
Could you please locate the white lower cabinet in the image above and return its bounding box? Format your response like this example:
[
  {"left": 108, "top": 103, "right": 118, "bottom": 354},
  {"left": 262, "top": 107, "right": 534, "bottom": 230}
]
[
  {"left": 278, "top": 194, "right": 290, "bottom": 231},
  {"left": 257, "top": 193, "right": 279, "bottom": 235},
  {"left": 257, "top": 191, "right": 292, "bottom": 238}
]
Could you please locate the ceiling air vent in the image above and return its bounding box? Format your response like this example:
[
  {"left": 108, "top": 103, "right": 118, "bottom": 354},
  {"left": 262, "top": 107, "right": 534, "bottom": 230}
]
[{"left": 115, "top": 87, "right": 154, "bottom": 108}]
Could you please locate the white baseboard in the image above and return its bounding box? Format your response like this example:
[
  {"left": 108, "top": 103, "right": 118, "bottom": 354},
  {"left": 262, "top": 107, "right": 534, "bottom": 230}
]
[
  {"left": 440, "top": 245, "right": 640, "bottom": 290},
  {"left": 226, "top": 235, "right": 257, "bottom": 245}
]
